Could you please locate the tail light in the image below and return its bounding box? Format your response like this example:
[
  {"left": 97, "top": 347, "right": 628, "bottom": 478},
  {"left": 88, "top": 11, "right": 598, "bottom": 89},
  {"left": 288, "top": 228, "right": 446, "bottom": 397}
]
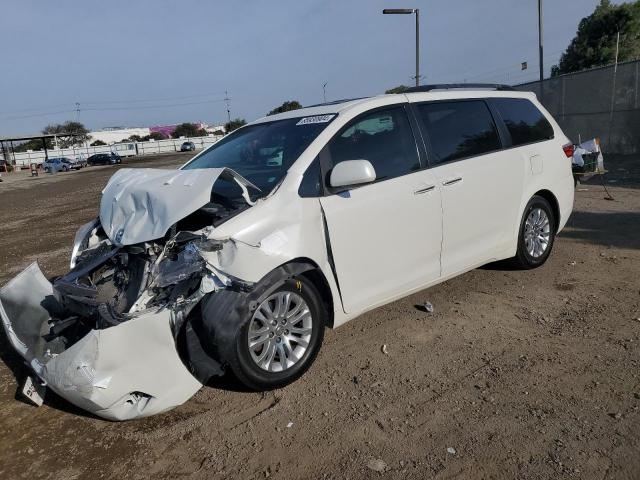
[{"left": 562, "top": 142, "right": 574, "bottom": 158}]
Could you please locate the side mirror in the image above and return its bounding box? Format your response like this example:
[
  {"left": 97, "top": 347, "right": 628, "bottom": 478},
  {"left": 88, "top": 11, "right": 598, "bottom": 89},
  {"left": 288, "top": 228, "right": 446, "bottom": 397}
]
[{"left": 329, "top": 160, "right": 376, "bottom": 189}]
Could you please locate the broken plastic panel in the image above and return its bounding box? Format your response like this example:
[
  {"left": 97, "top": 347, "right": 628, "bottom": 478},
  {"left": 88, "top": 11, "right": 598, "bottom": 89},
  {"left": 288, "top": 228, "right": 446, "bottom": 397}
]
[{"left": 153, "top": 243, "right": 205, "bottom": 288}]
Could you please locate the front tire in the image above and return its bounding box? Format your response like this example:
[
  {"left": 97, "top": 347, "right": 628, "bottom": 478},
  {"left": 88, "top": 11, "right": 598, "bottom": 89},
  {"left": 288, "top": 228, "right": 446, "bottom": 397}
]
[
  {"left": 511, "top": 195, "right": 556, "bottom": 269},
  {"left": 224, "top": 277, "right": 325, "bottom": 390}
]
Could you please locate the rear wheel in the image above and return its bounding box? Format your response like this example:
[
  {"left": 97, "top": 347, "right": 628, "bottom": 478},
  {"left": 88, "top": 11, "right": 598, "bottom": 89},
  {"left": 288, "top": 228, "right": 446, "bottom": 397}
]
[
  {"left": 224, "top": 278, "right": 325, "bottom": 390},
  {"left": 511, "top": 195, "right": 556, "bottom": 269}
]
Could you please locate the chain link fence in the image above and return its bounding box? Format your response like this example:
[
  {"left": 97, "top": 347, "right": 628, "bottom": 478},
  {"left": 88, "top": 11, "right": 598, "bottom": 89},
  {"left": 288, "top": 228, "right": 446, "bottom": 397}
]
[{"left": 515, "top": 59, "right": 640, "bottom": 154}]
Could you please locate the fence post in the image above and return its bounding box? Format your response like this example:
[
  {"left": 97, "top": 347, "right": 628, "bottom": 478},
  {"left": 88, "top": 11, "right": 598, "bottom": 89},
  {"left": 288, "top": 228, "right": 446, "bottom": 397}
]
[
  {"left": 561, "top": 75, "right": 565, "bottom": 122},
  {"left": 635, "top": 60, "right": 639, "bottom": 109}
]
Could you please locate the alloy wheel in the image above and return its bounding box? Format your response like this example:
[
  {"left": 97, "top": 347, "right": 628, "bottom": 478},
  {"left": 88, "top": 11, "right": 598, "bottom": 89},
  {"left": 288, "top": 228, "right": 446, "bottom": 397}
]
[
  {"left": 247, "top": 291, "right": 313, "bottom": 372},
  {"left": 524, "top": 207, "right": 551, "bottom": 258}
]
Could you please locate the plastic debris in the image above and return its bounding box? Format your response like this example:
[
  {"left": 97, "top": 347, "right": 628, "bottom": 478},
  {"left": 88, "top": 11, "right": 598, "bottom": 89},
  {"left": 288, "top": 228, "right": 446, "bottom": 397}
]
[
  {"left": 423, "top": 301, "right": 434, "bottom": 313},
  {"left": 286, "top": 421, "right": 294, "bottom": 428},
  {"left": 367, "top": 458, "right": 387, "bottom": 472},
  {"left": 447, "top": 447, "right": 456, "bottom": 455},
  {"left": 381, "top": 344, "right": 388, "bottom": 355}
]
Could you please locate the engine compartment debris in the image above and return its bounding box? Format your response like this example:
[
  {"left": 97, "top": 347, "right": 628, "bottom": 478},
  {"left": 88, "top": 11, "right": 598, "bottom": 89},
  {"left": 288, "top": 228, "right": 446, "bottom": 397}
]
[{"left": 0, "top": 167, "right": 266, "bottom": 420}]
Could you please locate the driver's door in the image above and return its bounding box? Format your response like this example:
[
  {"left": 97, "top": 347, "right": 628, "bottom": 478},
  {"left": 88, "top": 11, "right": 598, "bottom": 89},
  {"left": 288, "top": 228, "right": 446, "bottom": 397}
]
[{"left": 319, "top": 106, "right": 442, "bottom": 314}]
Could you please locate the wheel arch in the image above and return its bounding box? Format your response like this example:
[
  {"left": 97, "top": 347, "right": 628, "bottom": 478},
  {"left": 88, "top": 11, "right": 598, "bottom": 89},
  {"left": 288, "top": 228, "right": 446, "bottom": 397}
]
[
  {"left": 281, "top": 257, "right": 335, "bottom": 328},
  {"left": 532, "top": 189, "right": 560, "bottom": 232}
]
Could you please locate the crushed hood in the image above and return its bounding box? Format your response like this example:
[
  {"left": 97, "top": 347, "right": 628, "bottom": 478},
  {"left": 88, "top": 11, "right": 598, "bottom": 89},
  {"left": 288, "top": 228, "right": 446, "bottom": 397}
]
[{"left": 100, "top": 167, "right": 258, "bottom": 246}]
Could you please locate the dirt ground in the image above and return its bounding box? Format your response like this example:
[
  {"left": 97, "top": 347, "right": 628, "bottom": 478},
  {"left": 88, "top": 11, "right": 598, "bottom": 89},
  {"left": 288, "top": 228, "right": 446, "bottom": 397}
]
[{"left": 0, "top": 152, "right": 638, "bottom": 480}]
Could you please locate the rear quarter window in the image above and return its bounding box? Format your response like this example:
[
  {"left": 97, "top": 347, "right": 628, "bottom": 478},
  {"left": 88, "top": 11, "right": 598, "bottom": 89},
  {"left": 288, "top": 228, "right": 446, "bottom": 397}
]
[
  {"left": 492, "top": 98, "right": 554, "bottom": 146},
  {"left": 416, "top": 100, "right": 501, "bottom": 164}
]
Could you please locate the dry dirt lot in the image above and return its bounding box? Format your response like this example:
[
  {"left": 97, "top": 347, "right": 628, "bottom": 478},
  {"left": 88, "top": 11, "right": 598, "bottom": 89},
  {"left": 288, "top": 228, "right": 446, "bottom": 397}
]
[{"left": 0, "top": 152, "right": 639, "bottom": 480}]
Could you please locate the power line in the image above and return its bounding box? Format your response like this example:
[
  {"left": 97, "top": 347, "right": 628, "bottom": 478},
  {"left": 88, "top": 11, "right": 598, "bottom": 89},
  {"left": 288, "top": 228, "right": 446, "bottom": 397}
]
[
  {"left": 0, "top": 91, "right": 228, "bottom": 117},
  {"left": 2, "top": 98, "right": 228, "bottom": 121}
]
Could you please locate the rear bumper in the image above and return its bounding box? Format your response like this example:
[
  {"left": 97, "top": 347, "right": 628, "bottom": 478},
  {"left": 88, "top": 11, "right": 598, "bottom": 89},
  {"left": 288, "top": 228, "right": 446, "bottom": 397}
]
[
  {"left": 555, "top": 175, "right": 575, "bottom": 233},
  {"left": 0, "top": 263, "right": 202, "bottom": 421}
]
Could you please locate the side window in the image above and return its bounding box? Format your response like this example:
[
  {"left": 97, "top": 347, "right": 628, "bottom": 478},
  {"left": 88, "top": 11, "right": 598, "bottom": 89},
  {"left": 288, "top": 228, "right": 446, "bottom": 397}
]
[
  {"left": 417, "top": 100, "right": 501, "bottom": 164},
  {"left": 327, "top": 107, "right": 420, "bottom": 183},
  {"left": 298, "top": 157, "right": 322, "bottom": 197},
  {"left": 491, "top": 98, "right": 554, "bottom": 146}
]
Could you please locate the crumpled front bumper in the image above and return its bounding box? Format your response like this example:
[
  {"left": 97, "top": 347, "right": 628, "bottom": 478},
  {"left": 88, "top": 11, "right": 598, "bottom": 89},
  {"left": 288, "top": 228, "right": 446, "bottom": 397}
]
[{"left": 0, "top": 263, "right": 202, "bottom": 421}]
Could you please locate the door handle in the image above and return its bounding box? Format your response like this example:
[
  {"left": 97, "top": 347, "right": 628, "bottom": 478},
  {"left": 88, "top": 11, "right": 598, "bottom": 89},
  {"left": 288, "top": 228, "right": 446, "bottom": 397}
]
[
  {"left": 413, "top": 185, "right": 435, "bottom": 195},
  {"left": 442, "top": 176, "right": 462, "bottom": 186}
]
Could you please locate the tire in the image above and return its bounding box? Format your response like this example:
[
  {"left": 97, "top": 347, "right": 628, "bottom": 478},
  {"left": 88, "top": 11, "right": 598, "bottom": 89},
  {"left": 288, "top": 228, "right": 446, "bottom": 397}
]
[
  {"left": 223, "top": 277, "right": 326, "bottom": 390},
  {"left": 511, "top": 195, "right": 556, "bottom": 269}
]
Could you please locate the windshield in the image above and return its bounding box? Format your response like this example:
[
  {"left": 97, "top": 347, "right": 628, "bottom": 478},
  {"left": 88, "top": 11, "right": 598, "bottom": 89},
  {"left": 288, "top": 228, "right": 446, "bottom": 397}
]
[{"left": 182, "top": 115, "right": 335, "bottom": 192}]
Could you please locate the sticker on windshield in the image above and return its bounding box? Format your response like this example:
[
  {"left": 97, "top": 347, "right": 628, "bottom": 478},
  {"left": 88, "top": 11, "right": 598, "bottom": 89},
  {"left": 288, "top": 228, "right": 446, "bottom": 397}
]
[{"left": 296, "top": 114, "right": 335, "bottom": 126}]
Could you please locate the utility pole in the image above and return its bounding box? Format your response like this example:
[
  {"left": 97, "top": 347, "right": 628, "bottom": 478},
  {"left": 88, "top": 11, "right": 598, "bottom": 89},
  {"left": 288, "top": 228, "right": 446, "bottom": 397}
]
[
  {"left": 537, "top": 0, "right": 543, "bottom": 83},
  {"left": 75, "top": 102, "right": 81, "bottom": 122},
  {"left": 323, "top": 82, "right": 328, "bottom": 103},
  {"left": 225, "top": 91, "right": 231, "bottom": 123},
  {"left": 537, "top": 0, "right": 544, "bottom": 102}
]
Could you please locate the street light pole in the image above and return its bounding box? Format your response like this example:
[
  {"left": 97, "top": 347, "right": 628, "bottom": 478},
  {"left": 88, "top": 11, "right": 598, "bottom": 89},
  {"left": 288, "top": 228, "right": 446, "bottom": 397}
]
[
  {"left": 415, "top": 9, "right": 420, "bottom": 87},
  {"left": 383, "top": 8, "right": 421, "bottom": 87}
]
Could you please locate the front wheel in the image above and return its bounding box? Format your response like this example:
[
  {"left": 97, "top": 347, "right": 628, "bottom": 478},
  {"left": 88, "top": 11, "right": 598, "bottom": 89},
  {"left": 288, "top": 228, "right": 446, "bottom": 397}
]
[
  {"left": 511, "top": 195, "right": 556, "bottom": 269},
  {"left": 225, "top": 278, "right": 325, "bottom": 390}
]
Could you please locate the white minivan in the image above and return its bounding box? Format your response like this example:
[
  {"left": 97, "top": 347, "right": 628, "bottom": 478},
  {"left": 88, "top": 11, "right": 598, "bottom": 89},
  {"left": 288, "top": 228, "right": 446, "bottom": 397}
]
[{"left": 1, "top": 85, "right": 574, "bottom": 420}]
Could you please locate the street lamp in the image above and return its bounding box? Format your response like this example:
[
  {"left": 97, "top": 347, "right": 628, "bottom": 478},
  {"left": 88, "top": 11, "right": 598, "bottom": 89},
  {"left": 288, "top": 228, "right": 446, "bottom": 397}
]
[{"left": 383, "top": 8, "right": 420, "bottom": 87}]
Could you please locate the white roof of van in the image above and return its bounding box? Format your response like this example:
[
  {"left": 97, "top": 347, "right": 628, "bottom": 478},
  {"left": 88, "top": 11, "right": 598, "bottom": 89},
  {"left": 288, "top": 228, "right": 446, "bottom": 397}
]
[{"left": 253, "top": 88, "right": 537, "bottom": 125}]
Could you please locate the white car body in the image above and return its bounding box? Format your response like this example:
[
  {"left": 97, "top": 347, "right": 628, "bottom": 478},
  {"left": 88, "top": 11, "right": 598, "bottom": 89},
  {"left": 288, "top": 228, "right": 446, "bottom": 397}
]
[{"left": 0, "top": 88, "right": 574, "bottom": 420}]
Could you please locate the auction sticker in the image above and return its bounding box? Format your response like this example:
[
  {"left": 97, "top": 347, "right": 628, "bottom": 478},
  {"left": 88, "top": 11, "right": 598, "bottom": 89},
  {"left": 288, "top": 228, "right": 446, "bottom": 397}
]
[{"left": 296, "top": 115, "right": 335, "bottom": 126}]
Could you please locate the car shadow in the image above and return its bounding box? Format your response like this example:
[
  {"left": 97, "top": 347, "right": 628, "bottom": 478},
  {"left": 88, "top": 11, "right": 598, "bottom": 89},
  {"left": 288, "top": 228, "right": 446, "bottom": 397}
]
[{"left": 561, "top": 210, "right": 640, "bottom": 251}]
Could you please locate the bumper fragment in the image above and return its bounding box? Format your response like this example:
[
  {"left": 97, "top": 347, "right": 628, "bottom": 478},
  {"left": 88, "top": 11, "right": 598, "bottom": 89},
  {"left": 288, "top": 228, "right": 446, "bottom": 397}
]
[{"left": 0, "top": 262, "right": 202, "bottom": 421}]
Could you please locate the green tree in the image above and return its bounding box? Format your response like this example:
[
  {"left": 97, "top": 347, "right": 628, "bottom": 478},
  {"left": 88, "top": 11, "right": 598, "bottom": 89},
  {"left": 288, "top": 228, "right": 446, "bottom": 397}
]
[
  {"left": 171, "top": 123, "right": 206, "bottom": 138},
  {"left": 551, "top": 0, "right": 640, "bottom": 76},
  {"left": 385, "top": 85, "right": 411, "bottom": 94},
  {"left": 224, "top": 118, "right": 247, "bottom": 133},
  {"left": 125, "top": 135, "right": 143, "bottom": 142},
  {"left": 267, "top": 100, "right": 302, "bottom": 116},
  {"left": 90, "top": 139, "right": 107, "bottom": 146},
  {"left": 42, "top": 121, "right": 90, "bottom": 147},
  {"left": 146, "top": 131, "right": 167, "bottom": 141}
]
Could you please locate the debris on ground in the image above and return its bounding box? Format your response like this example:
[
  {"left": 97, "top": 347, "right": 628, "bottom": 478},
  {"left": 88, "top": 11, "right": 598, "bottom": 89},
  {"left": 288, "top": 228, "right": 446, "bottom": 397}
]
[
  {"left": 447, "top": 447, "right": 457, "bottom": 455},
  {"left": 366, "top": 458, "right": 387, "bottom": 473},
  {"left": 286, "top": 421, "right": 293, "bottom": 428},
  {"left": 424, "top": 301, "right": 434, "bottom": 313},
  {"left": 381, "top": 344, "right": 388, "bottom": 355}
]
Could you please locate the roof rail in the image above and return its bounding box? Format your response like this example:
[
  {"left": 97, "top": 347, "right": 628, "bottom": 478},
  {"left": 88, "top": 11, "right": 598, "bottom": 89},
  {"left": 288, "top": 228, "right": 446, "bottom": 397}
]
[
  {"left": 403, "top": 83, "right": 516, "bottom": 93},
  {"left": 304, "top": 97, "right": 367, "bottom": 108}
]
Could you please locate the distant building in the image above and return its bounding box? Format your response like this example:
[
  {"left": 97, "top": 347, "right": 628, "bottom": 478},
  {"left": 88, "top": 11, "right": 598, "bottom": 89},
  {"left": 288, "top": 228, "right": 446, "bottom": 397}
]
[
  {"left": 149, "top": 122, "right": 225, "bottom": 138},
  {"left": 88, "top": 122, "right": 225, "bottom": 145},
  {"left": 88, "top": 127, "right": 150, "bottom": 145}
]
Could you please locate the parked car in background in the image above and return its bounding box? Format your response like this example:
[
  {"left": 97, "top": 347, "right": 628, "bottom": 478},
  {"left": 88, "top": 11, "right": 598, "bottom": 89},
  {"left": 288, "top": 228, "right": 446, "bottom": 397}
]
[
  {"left": 43, "top": 157, "right": 82, "bottom": 172},
  {"left": 87, "top": 152, "right": 122, "bottom": 166},
  {"left": 180, "top": 141, "right": 196, "bottom": 152},
  {"left": 0, "top": 85, "right": 574, "bottom": 420}
]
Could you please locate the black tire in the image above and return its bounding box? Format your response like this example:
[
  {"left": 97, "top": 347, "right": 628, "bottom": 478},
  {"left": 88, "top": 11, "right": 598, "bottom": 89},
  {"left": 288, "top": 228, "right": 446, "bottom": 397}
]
[
  {"left": 511, "top": 195, "right": 556, "bottom": 269},
  {"left": 223, "top": 277, "right": 326, "bottom": 390}
]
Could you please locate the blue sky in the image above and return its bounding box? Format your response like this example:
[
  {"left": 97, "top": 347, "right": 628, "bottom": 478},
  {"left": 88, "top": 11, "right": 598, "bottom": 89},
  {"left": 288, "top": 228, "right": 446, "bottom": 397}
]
[{"left": 0, "top": 0, "right": 610, "bottom": 136}]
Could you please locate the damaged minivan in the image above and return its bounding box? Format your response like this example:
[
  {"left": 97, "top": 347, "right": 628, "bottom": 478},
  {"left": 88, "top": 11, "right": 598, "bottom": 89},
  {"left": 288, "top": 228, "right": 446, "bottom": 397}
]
[{"left": 1, "top": 85, "right": 574, "bottom": 420}]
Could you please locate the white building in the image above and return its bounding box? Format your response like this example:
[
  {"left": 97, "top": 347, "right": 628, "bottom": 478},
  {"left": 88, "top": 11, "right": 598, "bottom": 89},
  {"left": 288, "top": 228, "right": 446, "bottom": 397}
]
[{"left": 87, "top": 127, "right": 151, "bottom": 145}]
